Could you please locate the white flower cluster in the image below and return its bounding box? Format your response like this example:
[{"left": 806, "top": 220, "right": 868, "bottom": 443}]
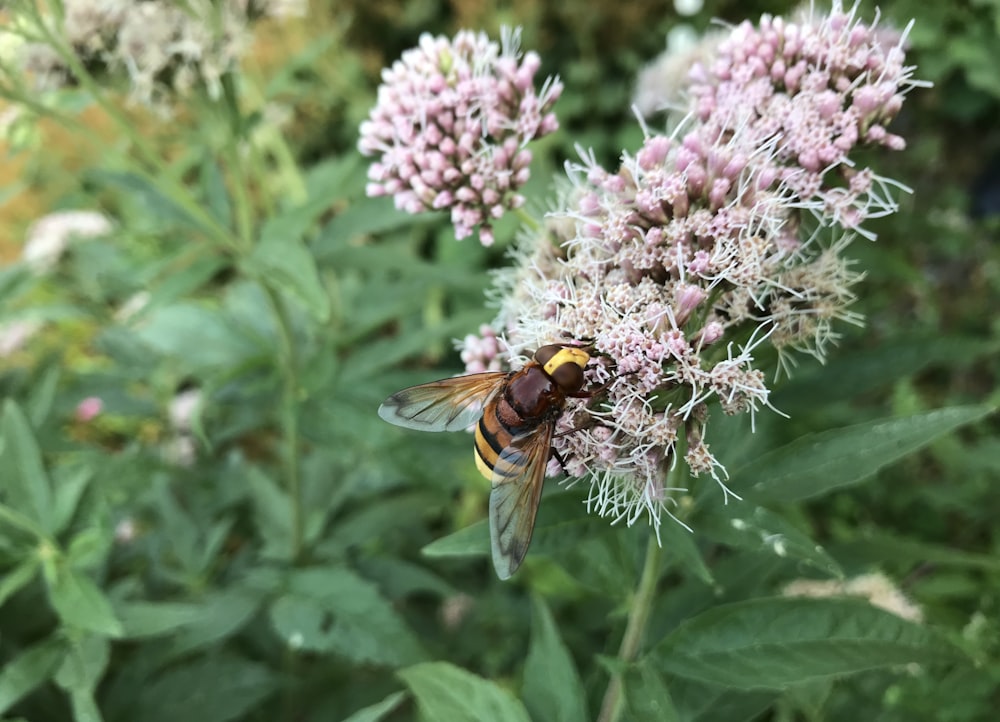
[{"left": 11, "top": 0, "right": 302, "bottom": 109}]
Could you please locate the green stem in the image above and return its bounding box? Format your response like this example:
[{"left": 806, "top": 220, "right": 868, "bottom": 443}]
[
  {"left": 514, "top": 206, "right": 542, "bottom": 232},
  {"left": 596, "top": 532, "right": 664, "bottom": 722},
  {"left": 263, "top": 285, "right": 304, "bottom": 562}
]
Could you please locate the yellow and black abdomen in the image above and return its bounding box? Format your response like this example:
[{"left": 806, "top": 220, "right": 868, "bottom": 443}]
[{"left": 473, "top": 409, "right": 512, "bottom": 480}]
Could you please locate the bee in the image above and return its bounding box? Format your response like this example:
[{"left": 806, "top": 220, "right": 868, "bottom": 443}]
[{"left": 378, "top": 344, "right": 596, "bottom": 579}]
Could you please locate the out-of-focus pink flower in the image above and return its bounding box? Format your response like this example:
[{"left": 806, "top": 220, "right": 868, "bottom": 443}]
[
  {"left": 359, "top": 27, "right": 562, "bottom": 245},
  {"left": 75, "top": 396, "right": 104, "bottom": 422},
  {"left": 458, "top": 324, "right": 504, "bottom": 373},
  {"left": 23, "top": 210, "right": 113, "bottom": 273}
]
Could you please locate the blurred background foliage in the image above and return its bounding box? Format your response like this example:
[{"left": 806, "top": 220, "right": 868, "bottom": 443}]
[{"left": 0, "top": 1, "right": 998, "bottom": 721}]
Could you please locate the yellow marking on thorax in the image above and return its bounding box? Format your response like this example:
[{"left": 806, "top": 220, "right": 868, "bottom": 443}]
[{"left": 542, "top": 347, "right": 590, "bottom": 376}]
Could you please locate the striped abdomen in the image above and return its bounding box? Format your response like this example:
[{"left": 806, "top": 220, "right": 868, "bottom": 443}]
[{"left": 473, "top": 406, "right": 514, "bottom": 480}]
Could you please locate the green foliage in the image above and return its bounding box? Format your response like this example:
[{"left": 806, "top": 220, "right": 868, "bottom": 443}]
[{"left": 0, "top": 1, "right": 998, "bottom": 721}]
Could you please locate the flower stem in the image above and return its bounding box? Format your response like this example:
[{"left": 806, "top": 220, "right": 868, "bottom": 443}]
[
  {"left": 514, "top": 206, "right": 541, "bottom": 232},
  {"left": 596, "top": 531, "right": 664, "bottom": 722},
  {"left": 263, "top": 285, "right": 304, "bottom": 562}
]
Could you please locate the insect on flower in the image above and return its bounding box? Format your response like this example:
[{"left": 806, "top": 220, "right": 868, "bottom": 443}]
[{"left": 378, "top": 344, "right": 601, "bottom": 579}]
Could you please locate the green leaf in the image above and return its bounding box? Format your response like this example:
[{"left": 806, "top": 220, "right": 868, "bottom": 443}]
[
  {"left": 268, "top": 567, "right": 425, "bottom": 666},
  {"left": 1, "top": 400, "right": 54, "bottom": 533},
  {"left": 116, "top": 601, "right": 205, "bottom": 638},
  {"left": 660, "top": 518, "right": 714, "bottom": 585},
  {"left": 421, "top": 492, "right": 616, "bottom": 568},
  {"left": 27, "top": 365, "right": 60, "bottom": 427},
  {"left": 399, "top": 662, "right": 532, "bottom": 722},
  {"left": 87, "top": 169, "right": 205, "bottom": 230},
  {"left": 622, "top": 660, "right": 679, "bottom": 722},
  {"left": 65, "top": 688, "right": 104, "bottom": 722},
  {"left": 0, "top": 635, "right": 65, "bottom": 715},
  {"left": 339, "top": 691, "right": 407, "bottom": 722},
  {"left": 54, "top": 635, "right": 109, "bottom": 694},
  {"left": 0, "top": 558, "right": 39, "bottom": 609},
  {"left": 699, "top": 506, "right": 842, "bottom": 577},
  {"left": 47, "top": 567, "right": 123, "bottom": 637},
  {"left": 422, "top": 519, "right": 490, "bottom": 559},
  {"left": 735, "top": 404, "right": 996, "bottom": 503},
  {"left": 772, "top": 336, "right": 999, "bottom": 412},
  {"left": 52, "top": 467, "right": 94, "bottom": 536},
  {"left": 200, "top": 157, "right": 232, "bottom": 226},
  {"left": 668, "top": 678, "right": 774, "bottom": 722},
  {"left": 522, "top": 596, "right": 587, "bottom": 722},
  {"left": 249, "top": 206, "right": 331, "bottom": 321},
  {"left": 315, "top": 196, "right": 418, "bottom": 252},
  {"left": 156, "top": 588, "right": 260, "bottom": 661},
  {"left": 133, "top": 302, "right": 263, "bottom": 372},
  {"left": 132, "top": 654, "right": 276, "bottom": 722},
  {"left": 651, "top": 597, "right": 964, "bottom": 689},
  {"left": 246, "top": 466, "right": 294, "bottom": 561},
  {"left": 66, "top": 525, "right": 112, "bottom": 571},
  {"left": 831, "top": 530, "right": 1000, "bottom": 572},
  {"left": 86, "top": 169, "right": 205, "bottom": 231}
]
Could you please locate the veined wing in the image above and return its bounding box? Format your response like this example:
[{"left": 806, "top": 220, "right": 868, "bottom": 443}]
[
  {"left": 489, "top": 422, "right": 553, "bottom": 580},
  {"left": 378, "top": 372, "right": 507, "bottom": 432}
]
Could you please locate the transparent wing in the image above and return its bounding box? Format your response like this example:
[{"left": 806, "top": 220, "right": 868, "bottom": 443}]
[
  {"left": 489, "top": 422, "right": 554, "bottom": 580},
  {"left": 378, "top": 372, "right": 507, "bottom": 432}
]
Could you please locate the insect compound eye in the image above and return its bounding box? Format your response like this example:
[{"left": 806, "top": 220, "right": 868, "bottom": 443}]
[
  {"left": 533, "top": 344, "right": 563, "bottom": 366},
  {"left": 550, "top": 361, "right": 585, "bottom": 392}
]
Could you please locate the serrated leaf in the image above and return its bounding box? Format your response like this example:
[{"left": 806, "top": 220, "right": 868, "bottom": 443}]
[
  {"left": 399, "top": 662, "right": 532, "bottom": 722},
  {"left": 523, "top": 596, "right": 587, "bottom": 722},
  {"left": 699, "top": 506, "right": 842, "bottom": 577},
  {"left": 0, "top": 636, "right": 65, "bottom": 714},
  {"left": 268, "top": 567, "right": 424, "bottom": 666},
  {"left": 249, "top": 206, "right": 330, "bottom": 321},
  {"left": 1, "top": 400, "right": 54, "bottom": 533},
  {"left": 651, "top": 597, "right": 964, "bottom": 689},
  {"left": 47, "top": 568, "right": 123, "bottom": 637},
  {"left": 132, "top": 654, "right": 276, "bottom": 722},
  {"left": 339, "top": 690, "right": 407, "bottom": 722},
  {"left": 735, "top": 404, "right": 996, "bottom": 503},
  {"left": 622, "top": 660, "right": 679, "bottom": 722}
]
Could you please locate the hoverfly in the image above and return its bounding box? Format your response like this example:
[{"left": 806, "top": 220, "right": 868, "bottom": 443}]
[{"left": 378, "top": 344, "right": 597, "bottom": 579}]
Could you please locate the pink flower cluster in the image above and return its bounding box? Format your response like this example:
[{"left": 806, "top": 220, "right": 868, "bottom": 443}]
[
  {"left": 462, "top": 3, "right": 920, "bottom": 535},
  {"left": 358, "top": 28, "right": 562, "bottom": 246},
  {"left": 687, "top": 5, "right": 920, "bottom": 234}
]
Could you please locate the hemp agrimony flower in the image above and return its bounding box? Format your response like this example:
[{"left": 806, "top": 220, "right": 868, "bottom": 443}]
[
  {"left": 358, "top": 28, "right": 562, "bottom": 246},
  {"left": 7, "top": 0, "right": 297, "bottom": 110},
  {"left": 462, "top": 2, "right": 922, "bottom": 537}
]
